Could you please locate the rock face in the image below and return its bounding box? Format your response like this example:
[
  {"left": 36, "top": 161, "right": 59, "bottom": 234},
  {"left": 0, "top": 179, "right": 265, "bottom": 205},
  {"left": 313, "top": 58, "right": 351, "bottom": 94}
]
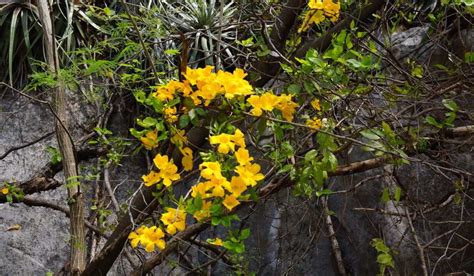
[{"left": 0, "top": 26, "right": 473, "bottom": 275}]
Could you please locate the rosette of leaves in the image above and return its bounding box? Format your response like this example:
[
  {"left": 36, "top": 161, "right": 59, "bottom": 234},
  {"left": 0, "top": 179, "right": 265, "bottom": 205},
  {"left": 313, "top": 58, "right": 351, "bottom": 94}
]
[
  {"left": 156, "top": 0, "right": 238, "bottom": 68},
  {"left": 0, "top": 0, "right": 102, "bottom": 86}
]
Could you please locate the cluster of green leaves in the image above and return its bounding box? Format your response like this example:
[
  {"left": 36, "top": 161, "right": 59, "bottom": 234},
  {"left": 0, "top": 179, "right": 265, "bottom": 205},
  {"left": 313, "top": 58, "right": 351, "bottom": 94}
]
[
  {"left": 371, "top": 238, "right": 396, "bottom": 275},
  {"left": 1, "top": 182, "right": 24, "bottom": 203}
]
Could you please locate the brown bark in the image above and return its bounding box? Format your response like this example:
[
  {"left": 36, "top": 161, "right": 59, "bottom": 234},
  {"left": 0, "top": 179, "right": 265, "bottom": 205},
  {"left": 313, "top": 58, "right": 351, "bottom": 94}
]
[{"left": 36, "top": 1, "right": 86, "bottom": 273}]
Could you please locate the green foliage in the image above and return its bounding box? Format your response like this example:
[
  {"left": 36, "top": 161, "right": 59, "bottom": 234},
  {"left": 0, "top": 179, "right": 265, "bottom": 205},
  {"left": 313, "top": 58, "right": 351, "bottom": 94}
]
[
  {"left": 371, "top": 238, "right": 395, "bottom": 275},
  {"left": 46, "top": 146, "right": 62, "bottom": 165}
]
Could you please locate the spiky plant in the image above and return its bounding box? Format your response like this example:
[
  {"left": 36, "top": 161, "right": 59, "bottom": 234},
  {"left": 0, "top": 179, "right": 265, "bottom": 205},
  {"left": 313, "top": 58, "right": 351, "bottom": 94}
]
[{"left": 156, "top": 0, "right": 238, "bottom": 69}]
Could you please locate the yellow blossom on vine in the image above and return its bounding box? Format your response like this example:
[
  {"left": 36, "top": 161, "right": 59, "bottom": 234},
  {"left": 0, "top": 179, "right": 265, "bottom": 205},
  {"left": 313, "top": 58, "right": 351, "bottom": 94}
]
[
  {"left": 235, "top": 163, "right": 265, "bottom": 187},
  {"left": 161, "top": 207, "right": 186, "bottom": 235},
  {"left": 299, "top": 0, "right": 340, "bottom": 33},
  {"left": 153, "top": 154, "right": 180, "bottom": 187},
  {"left": 224, "top": 176, "right": 247, "bottom": 197},
  {"left": 180, "top": 147, "right": 193, "bottom": 171},
  {"left": 140, "top": 129, "right": 159, "bottom": 150},
  {"left": 170, "top": 129, "right": 187, "bottom": 147},
  {"left": 191, "top": 182, "right": 212, "bottom": 199},
  {"left": 223, "top": 194, "right": 240, "bottom": 211},
  {"left": 207, "top": 176, "right": 228, "bottom": 198},
  {"left": 183, "top": 66, "right": 214, "bottom": 86},
  {"left": 277, "top": 94, "right": 299, "bottom": 122},
  {"left": 208, "top": 238, "right": 223, "bottom": 246},
  {"left": 193, "top": 200, "right": 212, "bottom": 221},
  {"left": 247, "top": 92, "right": 279, "bottom": 116},
  {"left": 199, "top": 161, "right": 223, "bottom": 180},
  {"left": 306, "top": 117, "right": 322, "bottom": 130},
  {"left": 142, "top": 171, "right": 162, "bottom": 187},
  {"left": 1, "top": 187, "right": 9, "bottom": 195},
  {"left": 155, "top": 80, "right": 183, "bottom": 102},
  {"left": 311, "top": 99, "right": 321, "bottom": 111},
  {"left": 308, "top": 0, "right": 324, "bottom": 9},
  {"left": 217, "top": 69, "right": 253, "bottom": 98},
  {"left": 164, "top": 106, "right": 178, "bottom": 123},
  {"left": 209, "top": 133, "right": 236, "bottom": 154},
  {"left": 232, "top": 129, "right": 246, "bottom": 148},
  {"left": 235, "top": 148, "right": 253, "bottom": 165},
  {"left": 195, "top": 80, "right": 222, "bottom": 106},
  {"left": 128, "top": 225, "right": 166, "bottom": 252},
  {"left": 298, "top": 10, "right": 325, "bottom": 33}
]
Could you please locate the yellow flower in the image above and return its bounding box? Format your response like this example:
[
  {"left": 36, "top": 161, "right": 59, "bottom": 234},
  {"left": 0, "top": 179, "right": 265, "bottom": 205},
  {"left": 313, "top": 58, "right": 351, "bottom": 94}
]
[
  {"left": 183, "top": 66, "right": 214, "bottom": 86},
  {"left": 1, "top": 187, "right": 9, "bottom": 195},
  {"left": 308, "top": 0, "right": 323, "bottom": 9},
  {"left": 311, "top": 99, "right": 321, "bottom": 111},
  {"left": 247, "top": 92, "right": 279, "bottom": 116},
  {"left": 154, "top": 81, "right": 179, "bottom": 101},
  {"left": 161, "top": 207, "right": 187, "bottom": 235},
  {"left": 142, "top": 171, "right": 162, "bottom": 187},
  {"left": 207, "top": 176, "right": 228, "bottom": 198},
  {"left": 191, "top": 182, "right": 212, "bottom": 199},
  {"left": 298, "top": 10, "right": 325, "bottom": 33},
  {"left": 164, "top": 106, "right": 178, "bottom": 123},
  {"left": 140, "top": 129, "right": 159, "bottom": 150},
  {"left": 224, "top": 176, "right": 247, "bottom": 197},
  {"left": 231, "top": 129, "right": 246, "bottom": 148},
  {"left": 193, "top": 200, "right": 212, "bottom": 221},
  {"left": 207, "top": 238, "right": 223, "bottom": 246},
  {"left": 223, "top": 194, "right": 240, "bottom": 211},
  {"left": 128, "top": 225, "right": 166, "bottom": 252},
  {"left": 199, "top": 162, "right": 223, "bottom": 180},
  {"left": 217, "top": 69, "right": 253, "bottom": 98},
  {"left": 153, "top": 154, "right": 180, "bottom": 187},
  {"left": 306, "top": 117, "right": 322, "bottom": 131},
  {"left": 180, "top": 147, "right": 193, "bottom": 171},
  {"left": 170, "top": 129, "right": 187, "bottom": 148},
  {"left": 235, "top": 163, "right": 265, "bottom": 187},
  {"left": 277, "top": 94, "right": 299, "bottom": 122},
  {"left": 235, "top": 148, "right": 253, "bottom": 165},
  {"left": 209, "top": 133, "right": 236, "bottom": 154},
  {"left": 195, "top": 80, "right": 222, "bottom": 106}
]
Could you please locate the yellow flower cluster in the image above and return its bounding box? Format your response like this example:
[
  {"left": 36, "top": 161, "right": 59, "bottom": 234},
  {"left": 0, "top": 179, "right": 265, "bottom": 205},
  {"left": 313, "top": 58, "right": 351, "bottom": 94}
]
[
  {"left": 1, "top": 186, "right": 8, "bottom": 195},
  {"left": 306, "top": 117, "right": 322, "bottom": 130},
  {"left": 140, "top": 129, "right": 159, "bottom": 150},
  {"left": 128, "top": 225, "right": 166, "bottom": 252},
  {"left": 247, "top": 92, "right": 299, "bottom": 121},
  {"left": 142, "top": 154, "right": 180, "bottom": 187},
  {"left": 190, "top": 129, "right": 264, "bottom": 217},
  {"left": 298, "top": 0, "right": 341, "bottom": 33},
  {"left": 161, "top": 207, "right": 186, "bottom": 235},
  {"left": 154, "top": 66, "right": 253, "bottom": 106}
]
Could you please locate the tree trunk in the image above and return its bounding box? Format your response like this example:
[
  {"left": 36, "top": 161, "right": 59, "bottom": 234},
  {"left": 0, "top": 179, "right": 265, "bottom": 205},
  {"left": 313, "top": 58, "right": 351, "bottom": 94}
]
[{"left": 36, "top": 1, "right": 86, "bottom": 274}]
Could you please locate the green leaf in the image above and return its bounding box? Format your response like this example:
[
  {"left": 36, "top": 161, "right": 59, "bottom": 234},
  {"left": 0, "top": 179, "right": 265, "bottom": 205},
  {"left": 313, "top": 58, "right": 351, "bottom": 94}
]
[
  {"left": 442, "top": 99, "right": 459, "bottom": 112},
  {"left": 179, "top": 114, "right": 190, "bottom": 128},
  {"left": 360, "top": 129, "right": 382, "bottom": 140},
  {"left": 137, "top": 117, "right": 158, "bottom": 128},
  {"left": 394, "top": 186, "right": 402, "bottom": 202},
  {"left": 240, "top": 228, "right": 250, "bottom": 239},
  {"left": 425, "top": 115, "right": 443, "bottom": 128},
  {"left": 164, "top": 49, "right": 180, "bottom": 55},
  {"left": 287, "top": 84, "right": 301, "bottom": 94},
  {"left": 411, "top": 66, "right": 423, "bottom": 78},
  {"left": 464, "top": 51, "right": 474, "bottom": 63},
  {"left": 305, "top": 149, "right": 318, "bottom": 162},
  {"left": 381, "top": 188, "right": 390, "bottom": 203},
  {"left": 316, "top": 189, "right": 334, "bottom": 197},
  {"left": 133, "top": 90, "right": 146, "bottom": 103},
  {"left": 377, "top": 253, "right": 394, "bottom": 266}
]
